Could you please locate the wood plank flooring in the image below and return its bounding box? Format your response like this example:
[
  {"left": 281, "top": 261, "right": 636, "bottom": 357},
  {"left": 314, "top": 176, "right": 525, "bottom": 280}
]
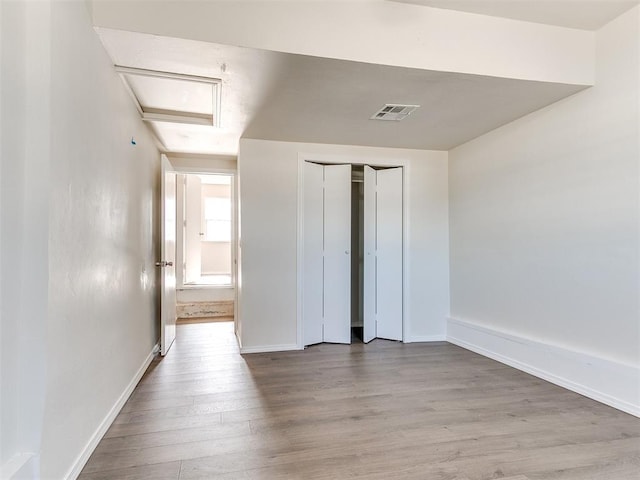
[{"left": 79, "top": 322, "right": 640, "bottom": 479}]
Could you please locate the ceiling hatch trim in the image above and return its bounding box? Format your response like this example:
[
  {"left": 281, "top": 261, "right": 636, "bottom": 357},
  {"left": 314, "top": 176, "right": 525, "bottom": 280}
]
[{"left": 114, "top": 65, "right": 222, "bottom": 127}]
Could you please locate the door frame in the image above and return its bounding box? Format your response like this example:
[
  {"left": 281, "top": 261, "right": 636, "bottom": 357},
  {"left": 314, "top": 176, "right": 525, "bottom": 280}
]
[{"left": 296, "top": 153, "right": 410, "bottom": 349}]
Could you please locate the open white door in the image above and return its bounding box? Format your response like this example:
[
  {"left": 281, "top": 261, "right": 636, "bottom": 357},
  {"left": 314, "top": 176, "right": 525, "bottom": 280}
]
[
  {"left": 375, "top": 167, "right": 403, "bottom": 341},
  {"left": 159, "top": 155, "right": 177, "bottom": 356},
  {"left": 303, "top": 162, "right": 324, "bottom": 346},
  {"left": 323, "top": 164, "right": 352, "bottom": 344},
  {"left": 184, "top": 174, "right": 202, "bottom": 284},
  {"left": 363, "top": 166, "right": 377, "bottom": 343}
]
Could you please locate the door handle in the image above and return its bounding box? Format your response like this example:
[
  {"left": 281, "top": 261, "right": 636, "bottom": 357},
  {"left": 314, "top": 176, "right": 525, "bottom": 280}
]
[{"left": 155, "top": 261, "right": 174, "bottom": 267}]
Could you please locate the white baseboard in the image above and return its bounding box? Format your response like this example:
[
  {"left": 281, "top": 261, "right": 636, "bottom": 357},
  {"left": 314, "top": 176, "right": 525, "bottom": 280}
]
[
  {"left": 447, "top": 317, "right": 640, "bottom": 417},
  {"left": 64, "top": 343, "right": 159, "bottom": 479},
  {"left": 405, "top": 334, "right": 447, "bottom": 343},
  {"left": 240, "top": 344, "right": 301, "bottom": 354}
]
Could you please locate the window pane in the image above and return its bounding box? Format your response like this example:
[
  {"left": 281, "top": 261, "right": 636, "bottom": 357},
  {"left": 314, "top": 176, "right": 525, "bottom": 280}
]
[
  {"left": 205, "top": 220, "right": 231, "bottom": 242},
  {"left": 204, "top": 198, "right": 231, "bottom": 221}
]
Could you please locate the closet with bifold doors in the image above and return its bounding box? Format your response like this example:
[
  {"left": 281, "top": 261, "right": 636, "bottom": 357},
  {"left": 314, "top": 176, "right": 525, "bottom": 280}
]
[{"left": 302, "top": 161, "right": 403, "bottom": 347}]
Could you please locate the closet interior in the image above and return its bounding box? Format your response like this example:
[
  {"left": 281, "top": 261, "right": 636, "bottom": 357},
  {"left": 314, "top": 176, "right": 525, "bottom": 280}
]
[{"left": 351, "top": 166, "right": 365, "bottom": 341}]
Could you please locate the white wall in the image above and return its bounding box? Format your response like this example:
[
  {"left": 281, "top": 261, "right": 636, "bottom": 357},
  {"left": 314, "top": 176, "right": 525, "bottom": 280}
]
[
  {"left": 1, "top": 1, "right": 50, "bottom": 477},
  {"left": 202, "top": 183, "right": 230, "bottom": 199},
  {"left": 167, "top": 154, "right": 237, "bottom": 173},
  {"left": 91, "top": 0, "right": 594, "bottom": 86},
  {"left": 1, "top": 0, "right": 20, "bottom": 470},
  {"left": 238, "top": 139, "right": 449, "bottom": 351},
  {"left": 40, "top": 2, "right": 161, "bottom": 478},
  {"left": 201, "top": 242, "right": 231, "bottom": 274},
  {"left": 449, "top": 7, "right": 639, "bottom": 413},
  {"left": 2, "top": 1, "right": 161, "bottom": 478}
]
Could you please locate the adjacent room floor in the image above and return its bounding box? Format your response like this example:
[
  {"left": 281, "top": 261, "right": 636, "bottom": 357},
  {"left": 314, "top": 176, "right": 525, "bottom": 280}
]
[{"left": 79, "top": 322, "right": 640, "bottom": 479}]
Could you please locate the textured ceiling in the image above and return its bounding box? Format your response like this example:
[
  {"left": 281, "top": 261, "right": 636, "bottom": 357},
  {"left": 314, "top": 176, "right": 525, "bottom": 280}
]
[
  {"left": 97, "top": 28, "right": 586, "bottom": 154},
  {"left": 391, "top": 0, "right": 639, "bottom": 30}
]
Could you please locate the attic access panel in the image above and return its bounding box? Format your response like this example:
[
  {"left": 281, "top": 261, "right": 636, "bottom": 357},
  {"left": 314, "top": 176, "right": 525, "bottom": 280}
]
[{"left": 115, "top": 66, "right": 222, "bottom": 127}]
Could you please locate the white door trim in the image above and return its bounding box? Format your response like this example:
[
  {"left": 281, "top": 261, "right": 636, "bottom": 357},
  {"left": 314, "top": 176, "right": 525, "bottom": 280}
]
[{"left": 296, "top": 153, "right": 410, "bottom": 349}]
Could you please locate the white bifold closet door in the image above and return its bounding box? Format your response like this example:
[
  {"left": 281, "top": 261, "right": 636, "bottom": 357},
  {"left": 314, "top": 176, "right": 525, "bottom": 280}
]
[
  {"left": 363, "top": 166, "right": 403, "bottom": 342},
  {"left": 303, "top": 162, "right": 351, "bottom": 346},
  {"left": 303, "top": 162, "right": 324, "bottom": 346},
  {"left": 323, "top": 165, "right": 352, "bottom": 343},
  {"left": 363, "top": 166, "right": 377, "bottom": 343}
]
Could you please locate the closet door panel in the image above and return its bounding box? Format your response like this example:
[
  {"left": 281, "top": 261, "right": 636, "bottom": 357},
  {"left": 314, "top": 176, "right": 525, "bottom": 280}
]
[
  {"left": 363, "top": 165, "right": 377, "bottom": 343},
  {"left": 303, "top": 161, "right": 324, "bottom": 346},
  {"left": 323, "top": 164, "right": 352, "bottom": 344},
  {"left": 376, "top": 167, "right": 403, "bottom": 341}
]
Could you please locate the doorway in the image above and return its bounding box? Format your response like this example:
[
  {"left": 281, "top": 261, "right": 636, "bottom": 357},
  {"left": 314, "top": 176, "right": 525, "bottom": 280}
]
[{"left": 175, "top": 171, "right": 236, "bottom": 325}]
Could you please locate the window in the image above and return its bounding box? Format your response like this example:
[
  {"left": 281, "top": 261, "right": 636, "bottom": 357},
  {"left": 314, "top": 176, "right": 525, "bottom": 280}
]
[{"left": 203, "top": 197, "right": 231, "bottom": 242}]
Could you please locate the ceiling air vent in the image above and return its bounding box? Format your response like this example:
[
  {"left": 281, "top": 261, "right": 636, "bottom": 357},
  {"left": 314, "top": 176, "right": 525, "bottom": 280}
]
[{"left": 371, "top": 104, "right": 419, "bottom": 121}]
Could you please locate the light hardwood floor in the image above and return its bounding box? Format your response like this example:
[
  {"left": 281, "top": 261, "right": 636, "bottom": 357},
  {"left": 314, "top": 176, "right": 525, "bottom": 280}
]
[{"left": 79, "top": 322, "right": 640, "bottom": 480}]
